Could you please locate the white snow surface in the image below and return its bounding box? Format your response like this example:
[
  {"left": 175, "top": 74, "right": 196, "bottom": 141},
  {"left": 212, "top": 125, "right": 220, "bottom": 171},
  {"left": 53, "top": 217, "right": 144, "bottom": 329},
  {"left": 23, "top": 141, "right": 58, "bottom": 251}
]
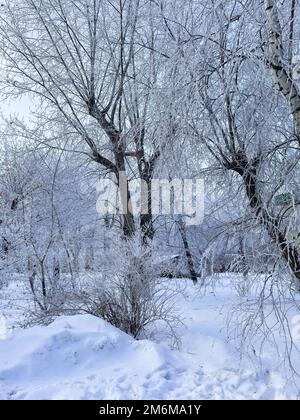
[{"left": 0, "top": 276, "right": 299, "bottom": 400}]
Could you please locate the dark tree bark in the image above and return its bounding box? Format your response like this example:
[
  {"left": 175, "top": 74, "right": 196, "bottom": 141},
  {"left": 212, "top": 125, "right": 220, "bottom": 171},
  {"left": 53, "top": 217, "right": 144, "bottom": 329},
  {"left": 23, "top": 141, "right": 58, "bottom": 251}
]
[
  {"left": 226, "top": 150, "right": 300, "bottom": 283},
  {"left": 177, "top": 219, "right": 198, "bottom": 285}
]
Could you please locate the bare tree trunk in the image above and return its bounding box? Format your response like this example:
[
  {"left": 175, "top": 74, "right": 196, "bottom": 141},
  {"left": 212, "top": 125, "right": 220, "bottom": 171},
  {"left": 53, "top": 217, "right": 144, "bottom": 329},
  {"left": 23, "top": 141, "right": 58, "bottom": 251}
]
[
  {"left": 136, "top": 134, "right": 160, "bottom": 243},
  {"left": 265, "top": 0, "right": 300, "bottom": 140},
  {"left": 226, "top": 150, "right": 300, "bottom": 283},
  {"left": 140, "top": 165, "right": 154, "bottom": 243},
  {"left": 177, "top": 219, "right": 198, "bottom": 285},
  {"left": 116, "top": 165, "right": 136, "bottom": 239}
]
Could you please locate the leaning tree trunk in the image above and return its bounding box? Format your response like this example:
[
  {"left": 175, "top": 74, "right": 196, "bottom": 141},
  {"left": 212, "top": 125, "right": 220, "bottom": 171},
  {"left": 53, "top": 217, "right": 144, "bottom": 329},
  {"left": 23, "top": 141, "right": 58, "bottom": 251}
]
[
  {"left": 227, "top": 151, "right": 300, "bottom": 283},
  {"left": 88, "top": 98, "right": 136, "bottom": 239}
]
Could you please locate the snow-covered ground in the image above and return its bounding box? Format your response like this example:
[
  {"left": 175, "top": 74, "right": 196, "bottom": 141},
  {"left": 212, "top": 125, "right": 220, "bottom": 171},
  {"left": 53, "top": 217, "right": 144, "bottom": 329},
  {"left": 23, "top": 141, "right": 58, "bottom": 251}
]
[{"left": 0, "top": 275, "right": 299, "bottom": 400}]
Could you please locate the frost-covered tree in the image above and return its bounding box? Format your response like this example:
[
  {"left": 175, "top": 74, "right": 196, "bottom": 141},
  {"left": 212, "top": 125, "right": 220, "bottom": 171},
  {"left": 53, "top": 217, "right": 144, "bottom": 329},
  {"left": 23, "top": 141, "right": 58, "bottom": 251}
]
[{"left": 0, "top": 0, "right": 170, "bottom": 240}]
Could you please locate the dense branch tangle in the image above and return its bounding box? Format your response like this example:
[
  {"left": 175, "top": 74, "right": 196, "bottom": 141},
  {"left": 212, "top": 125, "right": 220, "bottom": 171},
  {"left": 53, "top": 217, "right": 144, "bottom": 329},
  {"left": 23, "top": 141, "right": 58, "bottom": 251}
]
[
  {"left": 264, "top": 0, "right": 300, "bottom": 143},
  {"left": 0, "top": 0, "right": 162, "bottom": 239},
  {"left": 186, "top": 0, "right": 300, "bottom": 284}
]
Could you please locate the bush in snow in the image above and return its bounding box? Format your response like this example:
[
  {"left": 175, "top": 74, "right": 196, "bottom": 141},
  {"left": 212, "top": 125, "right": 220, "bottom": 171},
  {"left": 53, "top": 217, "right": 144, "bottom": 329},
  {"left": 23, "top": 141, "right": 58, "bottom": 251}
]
[{"left": 75, "top": 233, "right": 180, "bottom": 339}]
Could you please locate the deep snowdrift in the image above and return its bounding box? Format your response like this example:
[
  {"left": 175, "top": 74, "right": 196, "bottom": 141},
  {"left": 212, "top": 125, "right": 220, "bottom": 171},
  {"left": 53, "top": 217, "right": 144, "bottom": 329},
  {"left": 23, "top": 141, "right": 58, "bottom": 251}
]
[
  {"left": 0, "top": 278, "right": 299, "bottom": 400},
  {"left": 0, "top": 315, "right": 187, "bottom": 399}
]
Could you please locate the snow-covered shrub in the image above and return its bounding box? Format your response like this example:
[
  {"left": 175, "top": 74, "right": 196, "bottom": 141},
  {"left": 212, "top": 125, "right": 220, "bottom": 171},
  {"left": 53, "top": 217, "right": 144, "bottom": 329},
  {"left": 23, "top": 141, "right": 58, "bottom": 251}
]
[{"left": 76, "top": 233, "right": 180, "bottom": 339}]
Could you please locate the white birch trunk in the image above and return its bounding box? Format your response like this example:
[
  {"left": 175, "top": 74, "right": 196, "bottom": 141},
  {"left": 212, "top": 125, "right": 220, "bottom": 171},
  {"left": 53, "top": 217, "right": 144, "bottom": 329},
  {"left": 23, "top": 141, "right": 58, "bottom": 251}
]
[{"left": 264, "top": 0, "right": 300, "bottom": 139}]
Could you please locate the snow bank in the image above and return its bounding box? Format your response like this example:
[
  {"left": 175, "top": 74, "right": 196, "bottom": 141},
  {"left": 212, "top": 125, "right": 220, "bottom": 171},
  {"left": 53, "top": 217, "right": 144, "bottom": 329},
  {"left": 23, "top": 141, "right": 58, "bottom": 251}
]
[
  {"left": 0, "top": 279, "right": 298, "bottom": 400},
  {"left": 0, "top": 315, "right": 187, "bottom": 400}
]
